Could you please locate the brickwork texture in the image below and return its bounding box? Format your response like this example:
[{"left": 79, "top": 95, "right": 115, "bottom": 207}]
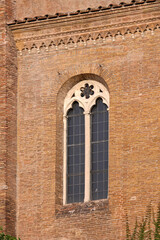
[
  {"left": 0, "top": 0, "right": 160, "bottom": 239},
  {"left": 0, "top": 0, "right": 17, "bottom": 236}
]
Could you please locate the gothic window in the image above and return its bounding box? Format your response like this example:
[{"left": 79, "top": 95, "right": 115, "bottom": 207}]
[
  {"left": 91, "top": 98, "right": 109, "bottom": 200},
  {"left": 67, "top": 102, "right": 85, "bottom": 203},
  {"left": 63, "top": 80, "right": 109, "bottom": 204}
]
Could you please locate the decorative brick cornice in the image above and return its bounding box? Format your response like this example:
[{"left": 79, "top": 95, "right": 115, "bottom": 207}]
[
  {"left": 8, "top": 0, "right": 157, "bottom": 26},
  {"left": 8, "top": 0, "right": 160, "bottom": 55},
  {"left": 13, "top": 21, "right": 160, "bottom": 55}
]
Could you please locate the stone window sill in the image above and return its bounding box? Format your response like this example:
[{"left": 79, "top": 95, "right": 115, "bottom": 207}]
[{"left": 56, "top": 199, "right": 109, "bottom": 218}]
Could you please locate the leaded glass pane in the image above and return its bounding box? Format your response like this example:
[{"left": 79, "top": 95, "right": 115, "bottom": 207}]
[
  {"left": 91, "top": 98, "right": 109, "bottom": 200},
  {"left": 67, "top": 102, "right": 85, "bottom": 203}
]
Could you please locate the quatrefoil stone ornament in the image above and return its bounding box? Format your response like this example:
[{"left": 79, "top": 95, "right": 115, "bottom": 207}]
[{"left": 80, "top": 83, "right": 94, "bottom": 99}]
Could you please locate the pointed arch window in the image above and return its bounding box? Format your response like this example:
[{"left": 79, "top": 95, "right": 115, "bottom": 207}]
[
  {"left": 91, "top": 98, "right": 109, "bottom": 200},
  {"left": 67, "top": 102, "right": 85, "bottom": 203},
  {"left": 63, "top": 80, "right": 109, "bottom": 204}
]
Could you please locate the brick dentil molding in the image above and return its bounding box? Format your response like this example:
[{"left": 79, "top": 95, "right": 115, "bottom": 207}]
[{"left": 9, "top": 0, "right": 160, "bottom": 55}]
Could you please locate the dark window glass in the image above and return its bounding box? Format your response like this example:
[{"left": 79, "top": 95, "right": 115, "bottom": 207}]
[
  {"left": 91, "top": 98, "right": 109, "bottom": 200},
  {"left": 67, "top": 102, "right": 85, "bottom": 203}
]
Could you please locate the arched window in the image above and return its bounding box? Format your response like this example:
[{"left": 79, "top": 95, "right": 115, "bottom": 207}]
[
  {"left": 67, "top": 102, "right": 85, "bottom": 203},
  {"left": 63, "top": 80, "right": 109, "bottom": 204},
  {"left": 91, "top": 98, "right": 109, "bottom": 200}
]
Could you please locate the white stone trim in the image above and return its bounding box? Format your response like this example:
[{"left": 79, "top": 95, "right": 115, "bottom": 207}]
[
  {"left": 63, "top": 80, "right": 109, "bottom": 204},
  {"left": 64, "top": 80, "right": 109, "bottom": 115},
  {"left": 84, "top": 112, "right": 91, "bottom": 202},
  {"left": 63, "top": 115, "right": 67, "bottom": 205}
]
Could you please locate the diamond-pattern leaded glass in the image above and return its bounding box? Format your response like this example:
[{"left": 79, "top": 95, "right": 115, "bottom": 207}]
[
  {"left": 91, "top": 98, "right": 109, "bottom": 200},
  {"left": 67, "top": 102, "right": 85, "bottom": 203}
]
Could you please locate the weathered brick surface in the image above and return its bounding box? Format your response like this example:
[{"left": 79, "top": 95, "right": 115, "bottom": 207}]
[
  {"left": 15, "top": 0, "right": 132, "bottom": 20},
  {"left": 0, "top": 0, "right": 17, "bottom": 235},
  {"left": 16, "top": 28, "right": 160, "bottom": 239},
  {"left": 0, "top": 0, "right": 160, "bottom": 239},
  {"left": 0, "top": 0, "right": 7, "bottom": 231},
  {"left": 5, "top": 26, "right": 17, "bottom": 236}
]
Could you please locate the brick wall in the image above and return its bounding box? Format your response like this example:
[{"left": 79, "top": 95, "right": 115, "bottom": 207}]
[
  {"left": 5, "top": 26, "right": 17, "bottom": 237},
  {"left": 0, "top": 0, "right": 7, "bottom": 230},
  {"left": 1, "top": 0, "right": 159, "bottom": 239},
  {"left": 16, "top": 27, "right": 160, "bottom": 239},
  {"left": 14, "top": 0, "right": 131, "bottom": 20},
  {"left": 0, "top": 0, "right": 17, "bottom": 236}
]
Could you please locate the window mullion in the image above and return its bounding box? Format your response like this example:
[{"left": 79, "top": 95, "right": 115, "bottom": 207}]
[
  {"left": 84, "top": 111, "right": 91, "bottom": 202},
  {"left": 63, "top": 115, "right": 67, "bottom": 205}
]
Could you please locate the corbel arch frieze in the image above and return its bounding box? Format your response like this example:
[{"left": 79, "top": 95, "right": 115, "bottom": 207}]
[{"left": 16, "top": 21, "right": 160, "bottom": 55}]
